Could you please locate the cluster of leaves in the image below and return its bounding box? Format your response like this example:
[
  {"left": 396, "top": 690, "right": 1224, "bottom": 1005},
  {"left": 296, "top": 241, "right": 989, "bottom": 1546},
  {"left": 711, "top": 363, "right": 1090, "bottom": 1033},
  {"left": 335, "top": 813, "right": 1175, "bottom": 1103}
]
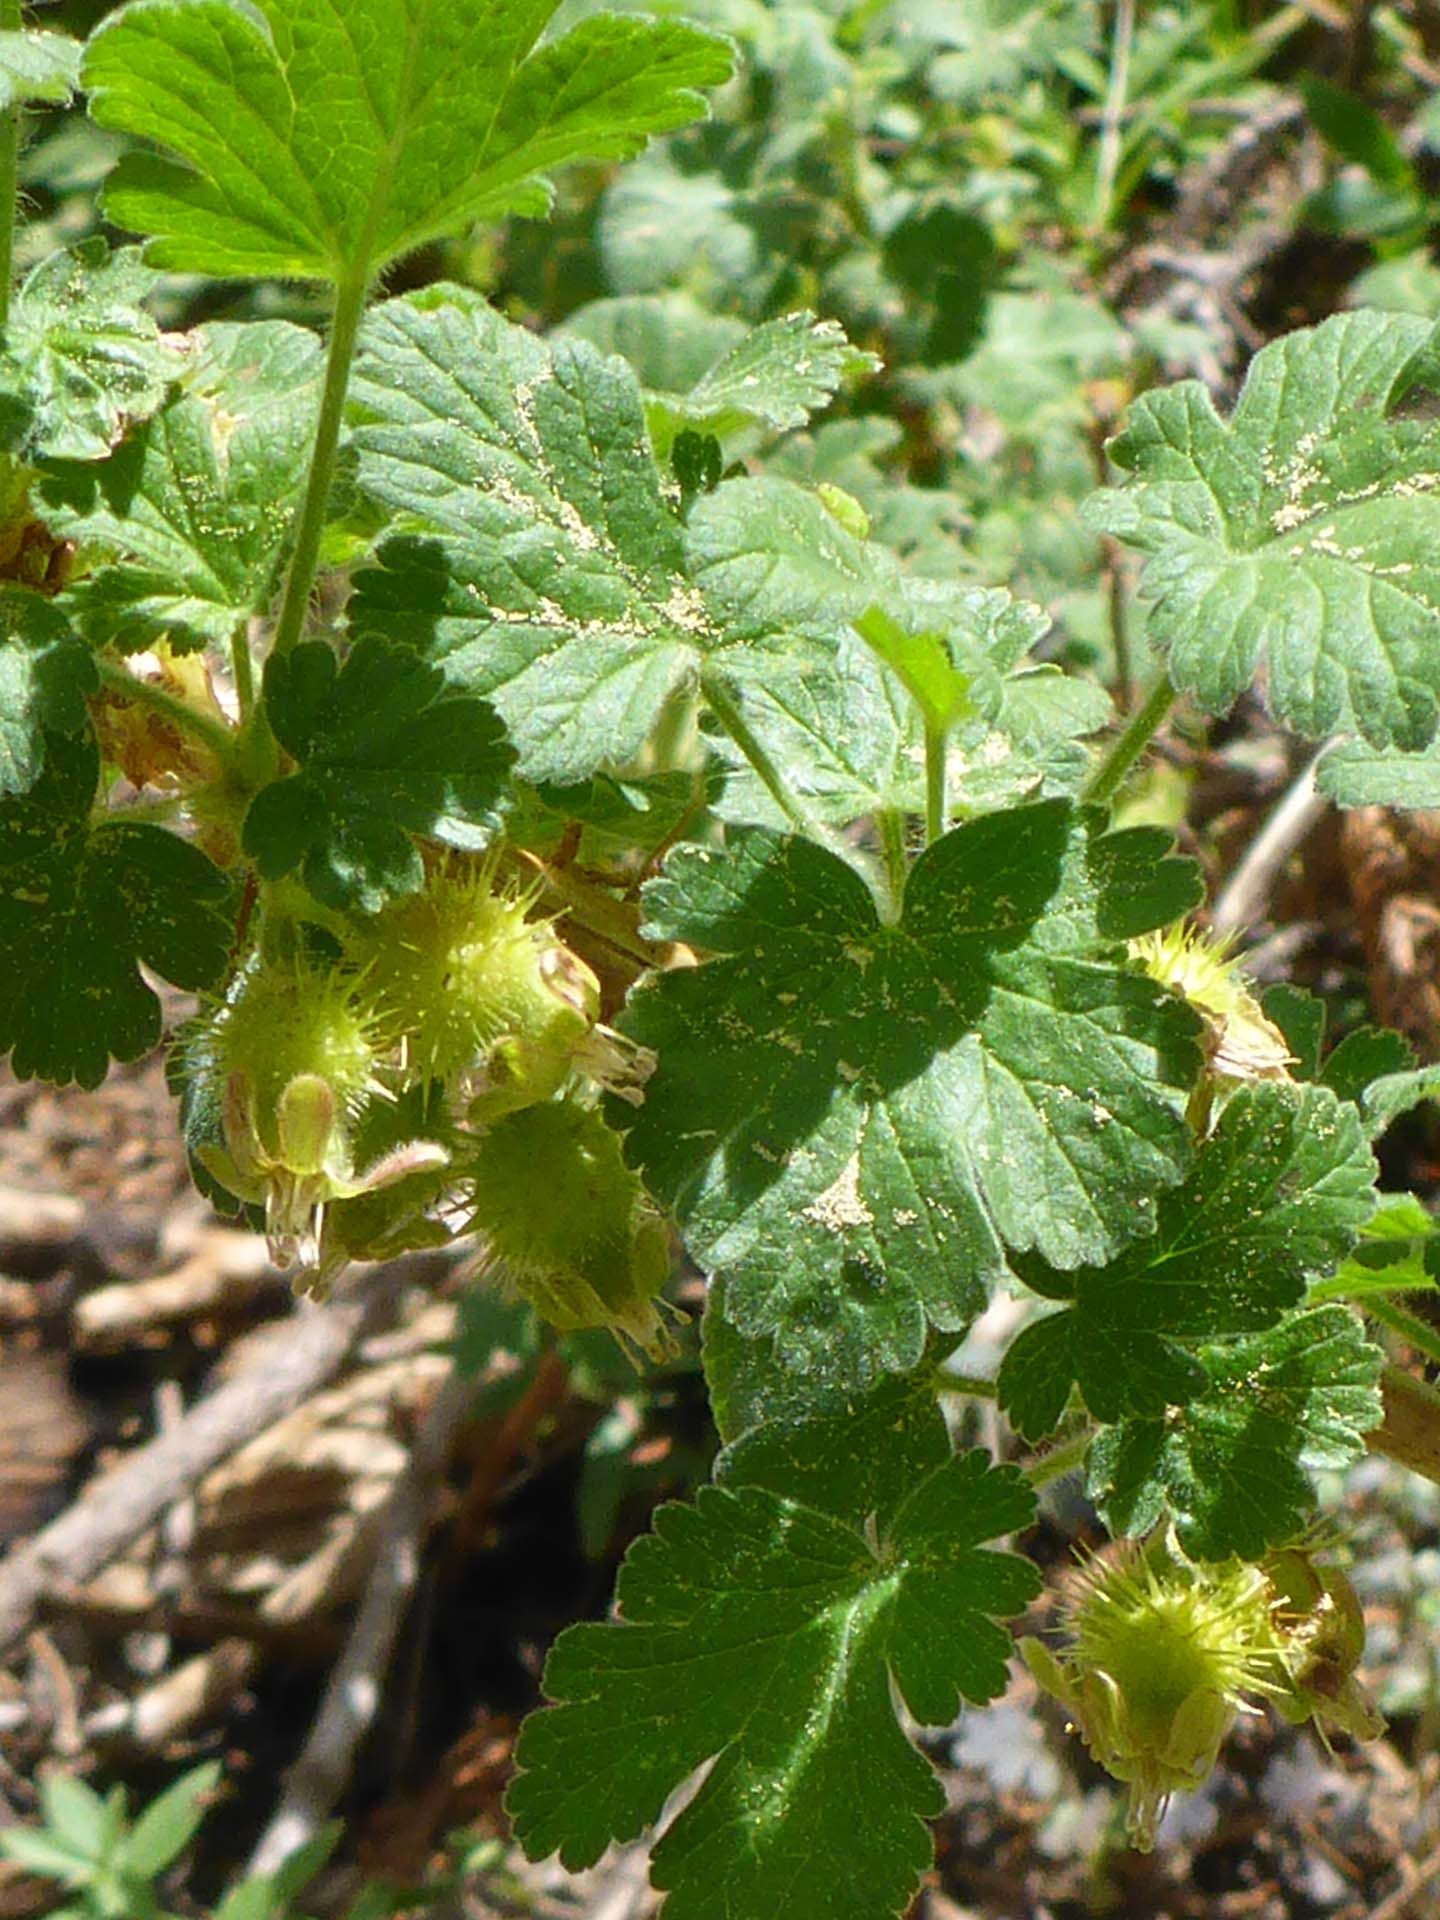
[{"left": 3, "top": 0, "right": 1440, "bottom": 1916}]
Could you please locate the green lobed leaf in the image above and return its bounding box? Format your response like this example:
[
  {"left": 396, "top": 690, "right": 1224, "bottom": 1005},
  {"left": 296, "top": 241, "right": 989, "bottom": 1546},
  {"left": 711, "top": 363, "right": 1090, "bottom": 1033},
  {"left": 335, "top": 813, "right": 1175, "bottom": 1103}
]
[
  {"left": 855, "top": 603, "right": 976, "bottom": 736},
  {"left": 1319, "top": 1024, "right": 1415, "bottom": 1105},
  {"left": 349, "top": 285, "right": 725, "bottom": 785},
  {"left": 701, "top": 1272, "right": 946, "bottom": 1443},
  {"left": 1262, "top": 982, "right": 1326, "bottom": 1080},
  {"left": 998, "top": 1083, "right": 1377, "bottom": 1437},
  {"left": 644, "top": 310, "right": 877, "bottom": 459},
  {"left": 1087, "top": 1305, "right": 1384, "bottom": 1557},
  {"left": 1360, "top": 1061, "right": 1440, "bottom": 1137},
  {"left": 39, "top": 321, "right": 322, "bottom": 653},
  {"left": 0, "top": 243, "right": 184, "bottom": 461},
  {"left": 1317, "top": 735, "right": 1440, "bottom": 808},
  {"left": 560, "top": 294, "right": 747, "bottom": 398},
  {"left": 0, "top": 587, "right": 97, "bottom": 796},
  {"left": 242, "top": 636, "right": 514, "bottom": 912},
  {"left": 705, "top": 1272, "right": 956, "bottom": 1485},
  {"left": 690, "top": 480, "right": 1111, "bottom": 828},
  {"left": 84, "top": 0, "right": 732, "bottom": 281},
  {"left": 509, "top": 1440, "right": 1038, "bottom": 1920},
  {"left": 0, "top": 29, "right": 82, "bottom": 111},
  {"left": 1311, "top": 1191, "right": 1440, "bottom": 1302},
  {"left": 0, "top": 730, "right": 232, "bottom": 1087},
  {"left": 1087, "top": 310, "right": 1440, "bottom": 749},
  {"left": 351, "top": 297, "right": 1066, "bottom": 809},
  {"left": 622, "top": 801, "right": 1202, "bottom": 1380}
]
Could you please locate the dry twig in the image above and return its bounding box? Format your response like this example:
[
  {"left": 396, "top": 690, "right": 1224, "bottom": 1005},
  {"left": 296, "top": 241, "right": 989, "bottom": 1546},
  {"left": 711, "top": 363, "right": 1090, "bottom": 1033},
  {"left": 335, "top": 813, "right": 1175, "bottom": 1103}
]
[
  {"left": 1211, "top": 750, "right": 1328, "bottom": 937},
  {"left": 245, "top": 1361, "right": 479, "bottom": 1880},
  {"left": 0, "top": 1256, "right": 446, "bottom": 1659}
]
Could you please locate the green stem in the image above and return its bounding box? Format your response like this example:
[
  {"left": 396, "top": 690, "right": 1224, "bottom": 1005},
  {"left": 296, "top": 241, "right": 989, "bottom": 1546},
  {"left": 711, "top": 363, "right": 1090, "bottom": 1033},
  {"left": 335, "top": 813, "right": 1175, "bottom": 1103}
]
[
  {"left": 270, "top": 269, "right": 369, "bottom": 659},
  {"left": 924, "top": 722, "right": 946, "bottom": 846},
  {"left": 1024, "top": 1427, "right": 1092, "bottom": 1489},
  {"left": 0, "top": 0, "right": 25, "bottom": 327},
  {"left": 877, "top": 808, "right": 909, "bottom": 903},
  {"left": 1091, "top": 0, "right": 1136, "bottom": 233},
  {"left": 703, "top": 674, "right": 808, "bottom": 832},
  {"left": 230, "top": 624, "right": 256, "bottom": 722},
  {"left": 936, "top": 1371, "right": 998, "bottom": 1401},
  {"left": 1082, "top": 673, "right": 1175, "bottom": 810},
  {"left": 95, "top": 655, "right": 238, "bottom": 770},
  {"left": 704, "top": 672, "right": 897, "bottom": 919},
  {"left": 1364, "top": 1295, "right": 1440, "bottom": 1370}
]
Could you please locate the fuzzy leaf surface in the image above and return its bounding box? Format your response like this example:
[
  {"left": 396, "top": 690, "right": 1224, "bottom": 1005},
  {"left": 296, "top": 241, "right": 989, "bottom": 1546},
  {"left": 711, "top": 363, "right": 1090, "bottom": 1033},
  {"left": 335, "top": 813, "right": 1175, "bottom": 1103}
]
[
  {"left": 1087, "top": 311, "right": 1440, "bottom": 749},
  {"left": 0, "top": 244, "right": 183, "bottom": 461},
  {"left": 509, "top": 1441, "right": 1038, "bottom": 1920},
  {"left": 350, "top": 286, "right": 731, "bottom": 785},
  {"left": 0, "top": 29, "right": 81, "bottom": 110},
  {"left": 1317, "top": 736, "right": 1440, "bottom": 808},
  {"left": 84, "top": 0, "right": 731, "bottom": 280},
  {"left": 623, "top": 801, "right": 1202, "bottom": 1379},
  {"left": 0, "top": 589, "right": 97, "bottom": 796},
  {"left": 352, "top": 301, "right": 1019, "bottom": 803},
  {"left": 40, "top": 322, "right": 322, "bottom": 652},
  {"left": 688, "top": 481, "right": 1111, "bottom": 827},
  {"left": 244, "top": 637, "right": 512, "bottom": 911},
  {"left": 644, "top": 311, "right": 875, "bottom": 457},
  {"left": 1311, "top": 1193, "right": 1440, "bottom": 1302},
  {"left": 998, "top": 1083, "right": 1377, "bottom": 1437},
  {"left": 1087, "top": 1305, "right": 1384, "bottom": 1557},
  {"left": 0, "top": 731, "right": 231, "bottom": 1086},
  {"left": 704, "top": 1271, "right": 956, "bottom": 1468}
]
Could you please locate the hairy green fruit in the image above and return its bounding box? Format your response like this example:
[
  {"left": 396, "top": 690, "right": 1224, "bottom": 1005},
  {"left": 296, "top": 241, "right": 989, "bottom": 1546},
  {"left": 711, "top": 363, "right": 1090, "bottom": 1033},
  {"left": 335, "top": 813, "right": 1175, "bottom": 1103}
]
[
  {"left": 465, "top": 1101, "right": 672, "bottom": 1359},
  {"left": 189, "top": 954, "right": 393, "bottom": 1269},
  {"left": 348, "top": 862, "right": 601, "bottom": 1116},
  {"left": 1021, "top": 1530, "right": 1286, "bottom": 1849}
]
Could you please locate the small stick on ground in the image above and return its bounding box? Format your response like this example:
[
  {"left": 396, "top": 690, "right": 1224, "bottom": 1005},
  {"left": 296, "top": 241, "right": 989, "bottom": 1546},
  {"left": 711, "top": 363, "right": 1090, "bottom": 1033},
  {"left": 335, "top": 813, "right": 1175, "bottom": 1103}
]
[
  {"left": 1363, "top": 1833, "right": 1440, "bottom": 1920},
  {"left": 1211, "top": 749, "right": 1328, "bottom": 937},
  {"left": 245, "top": 1361, "right": 480, "bottom": 1881},
  {"left": 0, "top": 1256, "right": 443, "bottom": 1659}
]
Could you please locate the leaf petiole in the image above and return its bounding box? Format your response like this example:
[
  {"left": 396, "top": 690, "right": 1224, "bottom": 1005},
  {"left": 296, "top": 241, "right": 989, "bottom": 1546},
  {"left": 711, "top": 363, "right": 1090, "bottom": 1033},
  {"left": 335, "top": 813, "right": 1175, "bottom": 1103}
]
[
  {"left": 0, "top": 0, "right": 23, "bottom": 325},
  {"left": 230, "top": 625, "right": 256, "bottom": 722},
  {"left": 1024, "top": 1428, "right": 1092, "bottom": 1489},
  {"left": 1362, "top": 1294, "right": 1440, "bottom": 1370},
  {"left": 1082, "top": 671, "right": 1175, "bottom": 810},
  {"left": 924, "top": 720, "right": 946, "bottom": 846},
  {"left": 270, "top": 269, "right": 369, "bottom": 660}
]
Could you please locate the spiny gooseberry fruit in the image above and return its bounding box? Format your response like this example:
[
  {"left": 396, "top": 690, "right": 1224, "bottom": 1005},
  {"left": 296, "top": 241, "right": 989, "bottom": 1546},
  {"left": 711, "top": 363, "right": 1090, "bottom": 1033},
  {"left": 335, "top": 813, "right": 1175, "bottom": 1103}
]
[
  {"left": 463, "top": 1100, "right": 674, "bottom": 1361},
  {"left": 1021, "top": 1530, "right": 1287, "bottom": 1850},
  {"left": 1132, "top": 921, "right": 1292, "bottom": 1088},
  {"left": 346, "top": 860, "right": 608, "bottom": 1117},
  {"left": 189, "top": 954, "right": 445, "bottom": 1274}
]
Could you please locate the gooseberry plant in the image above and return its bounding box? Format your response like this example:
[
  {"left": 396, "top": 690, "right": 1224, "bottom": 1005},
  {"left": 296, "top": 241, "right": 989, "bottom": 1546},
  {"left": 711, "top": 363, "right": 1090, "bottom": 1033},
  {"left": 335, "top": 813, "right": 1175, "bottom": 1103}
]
[{"left": 7, "top": 2, "right": 1440, "bottom": 1914}]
